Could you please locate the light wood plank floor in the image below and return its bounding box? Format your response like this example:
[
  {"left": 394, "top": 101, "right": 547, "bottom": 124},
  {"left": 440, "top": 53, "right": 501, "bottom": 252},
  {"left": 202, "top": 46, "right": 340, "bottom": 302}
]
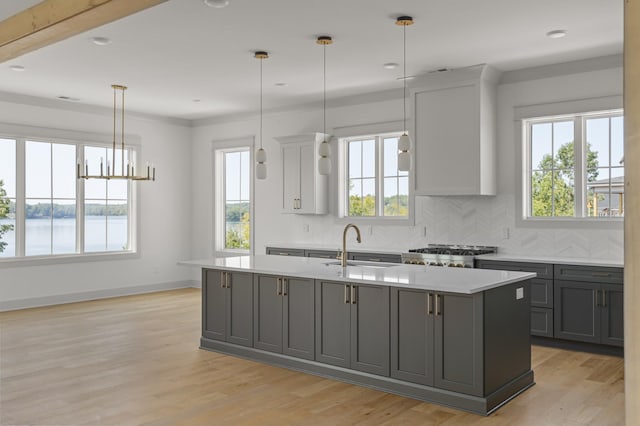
[{"left": 0, "top": 288, "right": 625, "bottom": 425}]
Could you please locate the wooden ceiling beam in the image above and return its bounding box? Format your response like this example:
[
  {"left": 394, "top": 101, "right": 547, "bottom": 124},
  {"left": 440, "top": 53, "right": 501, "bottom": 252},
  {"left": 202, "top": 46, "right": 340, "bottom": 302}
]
[{"left": 0, "top": 0, "right": 168, "bottom": 63}]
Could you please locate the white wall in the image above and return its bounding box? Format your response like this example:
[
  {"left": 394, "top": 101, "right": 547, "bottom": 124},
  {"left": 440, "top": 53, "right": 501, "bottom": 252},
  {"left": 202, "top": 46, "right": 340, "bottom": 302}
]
[
  {"left": 192, "top": 66, "right": 624, "bottom": 261},
  {"left": 0, "top": 99, "right": 194, "bottom": 308}
]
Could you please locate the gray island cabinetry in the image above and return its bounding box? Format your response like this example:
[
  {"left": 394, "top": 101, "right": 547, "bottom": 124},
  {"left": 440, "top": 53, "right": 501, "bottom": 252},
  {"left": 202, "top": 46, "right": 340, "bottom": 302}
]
[
  {"left": 253, "top": 274, "right": 315, "bottom": 360},
  {"left": 202, "top": 269, "right": 253, "bottom": 347},
  {"left": 315, "top": 281, "right": 390, "bottom": 376},
  {"left": 184, "top": 255, "right": 535, "bottom": 416}
]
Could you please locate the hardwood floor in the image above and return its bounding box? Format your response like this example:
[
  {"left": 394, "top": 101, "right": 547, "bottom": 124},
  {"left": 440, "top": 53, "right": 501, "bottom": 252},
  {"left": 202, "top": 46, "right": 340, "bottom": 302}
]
[{"left": 0, "top": 288, "right": 625, "bottom": 425}]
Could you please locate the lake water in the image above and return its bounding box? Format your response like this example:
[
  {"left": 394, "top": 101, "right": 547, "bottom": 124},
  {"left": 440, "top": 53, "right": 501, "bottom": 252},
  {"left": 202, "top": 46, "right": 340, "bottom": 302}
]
[{"left": 0, "top": 216, "right": 128, "bottom": 257}]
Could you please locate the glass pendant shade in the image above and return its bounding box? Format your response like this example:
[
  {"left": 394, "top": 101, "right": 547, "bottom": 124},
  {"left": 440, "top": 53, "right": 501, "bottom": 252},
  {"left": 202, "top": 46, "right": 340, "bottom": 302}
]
[
  {"left": 398, "top": 150, "right": 411, "bottom": 172},
  {"left": 255, "top": 161, "right": 267, "bottom": 180},
  {"left": 256, "top": 147, "right": 267, "bottom": 163},
  {"left": 318, "top": 156, "right": 331, "bottom": 175},
  {"left": 318, "top": 140, "right": 330, "bottom": 157},
  {"left": 398, "top": 133, "right": 411, "bottom": 151}
]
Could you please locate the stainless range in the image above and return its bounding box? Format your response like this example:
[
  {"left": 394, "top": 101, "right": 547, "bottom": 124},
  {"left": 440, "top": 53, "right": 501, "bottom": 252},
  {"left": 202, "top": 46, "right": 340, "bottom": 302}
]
[{"left": 401, "top": 244, "right": 498, "bottom": 268}]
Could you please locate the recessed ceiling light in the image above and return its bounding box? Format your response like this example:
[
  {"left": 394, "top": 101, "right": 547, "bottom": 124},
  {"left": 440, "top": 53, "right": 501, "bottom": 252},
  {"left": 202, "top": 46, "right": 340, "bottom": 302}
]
[
  {"left": 396, "top": 75, "right": 415, "bottom": 81},
  {"left": 383, "top": 63, "right": 398, "bottom": 69},
  {"left": 193, "top": 99, "right": 201, "bottom": 103},
  {"left": 203, "top": 0, "right": 229, "bottom": 8},
  {"left": 9, "top": 65, "right": 25, "bottom": 72},
  {"left": 91, "top": 36, "right": 112, "bottom": 46},
  {"left": 57, "top": 96, "right": 80, "bottom": 101},
  {"left": 546, "top": 30, "right": 567, "bottom": 39},
  {"left": 274, "top": 82, "right": 288, "bottom": 87}
]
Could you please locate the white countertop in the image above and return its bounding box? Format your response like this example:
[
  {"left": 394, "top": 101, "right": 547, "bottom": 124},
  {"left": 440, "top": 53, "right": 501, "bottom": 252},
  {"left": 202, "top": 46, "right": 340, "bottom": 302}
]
[
  {"left": 475, "top": 254, "right": 623, "bottom": 268},
  {"left": 179, "top": 255, "right": 535, "bottom": 294}
]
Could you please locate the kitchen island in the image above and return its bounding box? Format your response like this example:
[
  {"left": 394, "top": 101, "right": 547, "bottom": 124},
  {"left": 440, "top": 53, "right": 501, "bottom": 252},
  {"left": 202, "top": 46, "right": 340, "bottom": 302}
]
[{"left": 180, "top": 255, "right": 536, "bottom": 415}]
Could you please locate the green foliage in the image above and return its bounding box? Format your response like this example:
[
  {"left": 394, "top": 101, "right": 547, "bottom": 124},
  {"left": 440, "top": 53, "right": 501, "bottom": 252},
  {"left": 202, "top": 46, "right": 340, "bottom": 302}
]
[
  {"left": 348, "top": 194, "right": 409, "bottom": 217},
  {"left": 0, "top": 180, "right": 13, "bottom": 253},
  {"left": 14, "top": 202, "right": 128, "bottom": 219},
  {"left": 226, "top": 208, "right": 250, "bottom": 249},
  {"left": 531, "top": 141, "right": 599, "bottom": 217}
]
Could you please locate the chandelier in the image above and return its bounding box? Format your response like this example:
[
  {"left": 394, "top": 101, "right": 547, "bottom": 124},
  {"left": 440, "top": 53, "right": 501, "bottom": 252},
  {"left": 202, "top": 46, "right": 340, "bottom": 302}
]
[{"left": 77, "top": 84, "right": 155, "bottom": 181}]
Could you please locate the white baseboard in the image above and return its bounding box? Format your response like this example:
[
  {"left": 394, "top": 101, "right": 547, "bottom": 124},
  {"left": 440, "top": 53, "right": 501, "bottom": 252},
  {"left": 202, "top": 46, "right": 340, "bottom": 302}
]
[{"left": 0, "top": 280, "right": 201, "bottom": 312}]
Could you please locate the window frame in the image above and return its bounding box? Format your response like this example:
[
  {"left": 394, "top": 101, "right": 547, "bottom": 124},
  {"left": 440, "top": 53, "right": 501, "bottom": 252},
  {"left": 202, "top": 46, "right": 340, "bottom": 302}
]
[
  {"left": 212, "top": 137, "right": 254, "bottom": 255},
  {"left": 518, "top": 106, "right": 624, "bottom": 228},
  {"left": 0, "top": 123, "right": 141, "bottom": 267},
  {"left": 335, "top": 123, "right": 414, "bottom": 226}
]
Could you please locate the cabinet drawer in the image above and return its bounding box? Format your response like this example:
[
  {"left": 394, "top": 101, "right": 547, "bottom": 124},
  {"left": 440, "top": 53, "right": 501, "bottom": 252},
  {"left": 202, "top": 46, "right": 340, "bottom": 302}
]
[
  {"left": 475, "top": 260, "right": 553, "bottom": 279},
  {"left": 531, "top": 307, "right": 553, "bottom": 337},
  {"left": 554, "top": 264, "right": 623, "bottom": 284},
  {"left": 349, "top": 252, "right": 402, "bottom": 263},
  {"left": 530, "top": 279, "right": 553, "bottom": 308},
  {"left": 266, "top": 247, "right": 305, "bottom": 257},
  {"left": 306, "top": 250, "right": 338, "bottom": 259}
]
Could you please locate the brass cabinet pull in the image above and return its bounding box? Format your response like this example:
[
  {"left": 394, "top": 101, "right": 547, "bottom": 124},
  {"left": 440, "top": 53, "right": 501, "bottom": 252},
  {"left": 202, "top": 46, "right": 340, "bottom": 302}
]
[
  {"left": 594, "top": 289, "right": 599, "bottom": 307},
  {"left": 220, "top": 271, "right": 225, "bottom": 289},
  {"left": 602, "top": 289, "right": 607, "bottom": 307},
  {"left": 226, "top": 273, "right": 231, "bottom": 288},
  {"left": 278, "top": 252, "right": 290, "bottom": 256},
  {"left": 427, "top": 293, "right": 433, "bottom": 315},
  {"left": 351, "top": 285, "right": 356, "bottom": 304},
  {"left": 283, "top": 278, "right": 288, "bottom": 296},
  {"left": 592, "top": 272, "right": 611, "bottom": 278},
  {"left": 435, "top": 294, "right": 441, "bottom": 316},
  {"left": 344, "top": 285, "right": 350, "bottom": 304},
  {"left": 277, "top": 278, "right": 282, "bottom": 295}
]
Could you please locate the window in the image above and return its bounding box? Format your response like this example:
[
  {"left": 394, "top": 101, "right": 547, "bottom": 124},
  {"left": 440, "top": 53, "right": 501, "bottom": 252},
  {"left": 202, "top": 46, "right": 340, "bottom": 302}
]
[
  {"left": 524, "top": 110, "right": 624, "bottom": 219},
  {"left": 214, "top": 144, "right": 251, "bottom": 252},
  {"left": 343, "top": 132, "right": 409, "bottom": 219},
  {"left": 0, "top": 132, "right": 137, "bottom": 260}
]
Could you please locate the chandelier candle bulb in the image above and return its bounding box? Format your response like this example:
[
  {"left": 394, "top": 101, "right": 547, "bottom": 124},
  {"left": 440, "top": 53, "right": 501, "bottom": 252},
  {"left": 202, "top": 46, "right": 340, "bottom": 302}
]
[
  {"left": 85, "top": 159, "right": 88, "bottom": 176},
  {"left": 100, "top": 157, "right": 104, "bottom": 176}
]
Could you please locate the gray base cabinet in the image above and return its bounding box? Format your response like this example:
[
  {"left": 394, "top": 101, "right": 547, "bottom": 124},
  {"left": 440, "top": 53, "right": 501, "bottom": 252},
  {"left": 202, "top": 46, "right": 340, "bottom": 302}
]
[
  {"left": 253, "top": 274, "right": 315, "bottom": 360},
  {"left": 315, "top": 280, "right": 390, "bottom": 376},
  {"left": 391, "top": 288, "right": 485, "bottom": 397},
  {"left": 202, "top": 269, "right": 253, "bottom": 347}
]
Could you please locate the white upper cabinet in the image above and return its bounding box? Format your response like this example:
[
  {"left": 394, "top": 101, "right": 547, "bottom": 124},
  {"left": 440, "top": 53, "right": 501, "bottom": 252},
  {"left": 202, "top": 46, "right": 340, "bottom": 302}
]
[
  {"left": 410, "top": 64, "right": 500, "bottom": 196},
  {"left": 275, "top": 133, "right": 329, "bottom": 214}
]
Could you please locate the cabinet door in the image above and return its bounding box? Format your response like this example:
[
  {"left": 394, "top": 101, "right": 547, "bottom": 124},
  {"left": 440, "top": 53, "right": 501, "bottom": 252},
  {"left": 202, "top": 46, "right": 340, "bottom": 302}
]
[
  {"left": 531, "top": 307, "right": 554, "bottom": 337},
  {"left": 297, "top": 142, "right": 315, "bottom": 213},
  {"left": 350, "top": 284, "right": 390, "bottom": 376},
  {"left": 530, "top": 279, "right": 554, "bottom": 308},
  {"left": 283, "top": 277, "right": 315, "bottom": 360},
  {"left": 226, "top": 271, "right": 254, "bottom": 347},
  {"left": 554, "top": 280, "right": 600, "bottom": 344},
  {"left": 253, "top": 275, "right": 283, "bottom": 353},
  {"left": 282, "top": 144, "right": 300, "bottom": 212},
  {"left": 434, "top": 293, "right": 483, "bottom": 396},
  {"left": 600, "top": 284, "right": 624, "bottom": 347},
  {"left": 390, "top": 288, "right": 433, "bottom": 386},
  {"left": 315, "top": 280, "right": 351, "bottom": 368},
  {"left": 203, "top": 269, "right": 226, "bottom": 342}
]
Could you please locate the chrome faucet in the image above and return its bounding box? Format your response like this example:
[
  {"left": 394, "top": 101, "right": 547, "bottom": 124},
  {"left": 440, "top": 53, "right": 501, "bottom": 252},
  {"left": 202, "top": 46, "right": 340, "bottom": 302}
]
[{"left": 341, "top": 223, "right": 362, "bottom": 267}]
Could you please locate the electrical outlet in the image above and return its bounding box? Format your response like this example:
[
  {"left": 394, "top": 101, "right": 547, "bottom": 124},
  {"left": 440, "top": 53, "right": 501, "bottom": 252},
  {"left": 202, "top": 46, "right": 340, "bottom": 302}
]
[
  {"left": 516, "top": 287, "right": 524, "bottom": 300},
  {"left": 423, "top": 225, "right": 427, "bottom": 237},
  {"left": 502, "top": 227, "right": 510, "bottom": 240},
  {"left": 303, "top": 224, "right": 310, "bottom": 233},
  {"left": 368, "top": 225, "right": 373, "bottom": 235}
]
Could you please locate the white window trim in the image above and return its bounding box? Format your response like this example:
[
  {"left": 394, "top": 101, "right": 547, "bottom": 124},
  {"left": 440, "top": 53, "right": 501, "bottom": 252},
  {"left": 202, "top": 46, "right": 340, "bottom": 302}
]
[
  {"left": 212, "top": 137, "right": 254, "bottom": 255},
  {"left": 333, "top": 121, "right": 414, "bottom": 226},
  {"left": 514, "top": 97, "right": 624, "bottom": 229},
  {"left": 0, "top": 123, "right": 142, "bottom": 267}
]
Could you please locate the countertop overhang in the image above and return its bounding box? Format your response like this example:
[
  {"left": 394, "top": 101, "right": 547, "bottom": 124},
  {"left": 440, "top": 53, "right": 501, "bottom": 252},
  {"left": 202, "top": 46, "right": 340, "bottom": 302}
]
[{"left": 180, "top": 255, "right": 535, "bottom": 294}]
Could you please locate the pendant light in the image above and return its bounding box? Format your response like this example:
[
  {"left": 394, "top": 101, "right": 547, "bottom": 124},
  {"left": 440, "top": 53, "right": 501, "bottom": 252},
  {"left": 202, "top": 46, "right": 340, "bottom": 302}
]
[
  {"left": 317, "top": 36, "right": 333, "bottom": 175},
  {"left": 396, "top": 16, "right": 414, "bottom": 172},
  {"left": 255, "top": 51, "right": 268, "bottom": 180},
  {"left": 77, "top": 84, "right": 155, "bottom": 181}
]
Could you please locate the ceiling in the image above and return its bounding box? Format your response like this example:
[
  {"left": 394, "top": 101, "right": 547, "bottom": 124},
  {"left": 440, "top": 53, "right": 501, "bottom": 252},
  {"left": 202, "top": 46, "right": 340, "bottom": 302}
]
[{"left": 0, "top": 0, "right": 623, "bottom": 121}]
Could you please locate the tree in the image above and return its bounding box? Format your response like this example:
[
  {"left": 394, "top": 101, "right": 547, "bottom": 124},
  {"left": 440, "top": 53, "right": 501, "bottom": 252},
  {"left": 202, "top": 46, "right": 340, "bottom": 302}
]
[
  {"left": 0, "top": 179, "right": 13, "bottom": 253},
  {"left": 225, "top": 211, "right": 250, "bottom": 249},
  {"left": 531, "top": 141, "right": 599, "bottom": 217}
]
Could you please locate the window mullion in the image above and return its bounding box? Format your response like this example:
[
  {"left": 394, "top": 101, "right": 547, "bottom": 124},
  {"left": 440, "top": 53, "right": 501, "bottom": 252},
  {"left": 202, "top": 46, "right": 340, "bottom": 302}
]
[
  {"left": 574, "top": 117, "right": 585, "bottom": 217},
  {"left": 77, "top": 145, "right": 85, "bottom": 254},
  {"left": 376, "top": 136, "right": 382, "bottom": 216},
  {"left": 15, "top": 138, "right": 26, "bottom": 257}
]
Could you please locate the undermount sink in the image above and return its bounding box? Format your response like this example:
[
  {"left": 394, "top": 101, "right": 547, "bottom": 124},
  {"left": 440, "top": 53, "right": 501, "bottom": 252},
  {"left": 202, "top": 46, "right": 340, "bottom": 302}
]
[{"left": 323, "top": 260, "right": 398, "bottom": 269}]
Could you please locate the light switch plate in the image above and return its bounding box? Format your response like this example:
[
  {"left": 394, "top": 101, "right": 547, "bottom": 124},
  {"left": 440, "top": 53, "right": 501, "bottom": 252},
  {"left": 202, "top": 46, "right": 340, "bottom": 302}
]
[{"left": 516, "top": 287, "right": 524, "bottom": 300}]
